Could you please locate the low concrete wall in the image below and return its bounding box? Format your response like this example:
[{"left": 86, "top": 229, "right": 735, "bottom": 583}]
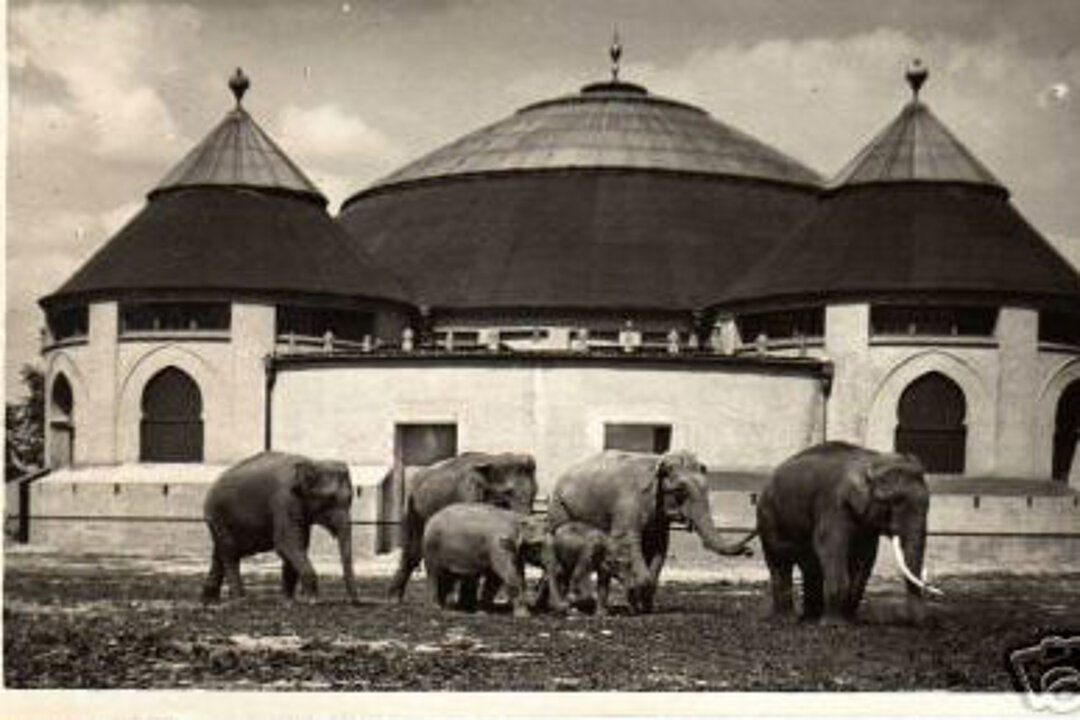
[{"left": 23, "top": 474, "right": 1080, "bottom": 576}]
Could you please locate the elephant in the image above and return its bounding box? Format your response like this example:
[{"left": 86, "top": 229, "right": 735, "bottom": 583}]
[
  {"left": 548, "top": 521, "right": 623, "bottom": 616},
  {"left": 421, "top": 503, "right": 551, "bottom": 617},
  {"left": 202, "top": 450, "right": 358, "bottom": 604},
  {"left": 547, "top": 450, "right": 752, "bottom": 614},
  {"left": 755, "top": 441, "right": 943, "bottom": 624},
  {"left": 387, "top": 451, "right": 538, "bottom": 602}
]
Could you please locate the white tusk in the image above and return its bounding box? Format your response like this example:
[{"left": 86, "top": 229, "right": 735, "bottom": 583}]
[{"left": 891, "top": 536, "right": 944, "bottom": 597}]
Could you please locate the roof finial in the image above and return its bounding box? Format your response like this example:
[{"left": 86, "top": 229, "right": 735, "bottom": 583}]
[
  {"left": 610, "top": 27, "right": 622, "bottom": 82},
  {"left": 906, "top": 58, "right": 928, "bottom": 100},
  {"left": 229, "top": 67, "right": 250, "bottom": 107}
]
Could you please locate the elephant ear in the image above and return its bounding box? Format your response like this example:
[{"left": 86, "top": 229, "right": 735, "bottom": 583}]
[
  {"left": 467, "top": 460, "right": 496, "bottom": 499},
  {"left": 291, "top": 460, "right": 321, "bottom": 496},
  {"left": 656, "top": 451, "right": 704, "bottom": 498},
  {"left": 840, "top": 466, "right": 872, "bottom": 517}
]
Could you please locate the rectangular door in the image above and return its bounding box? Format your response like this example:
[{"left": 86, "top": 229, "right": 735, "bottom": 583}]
[{"left": 376, "top": 423, "right": 458, "bottom": 552}]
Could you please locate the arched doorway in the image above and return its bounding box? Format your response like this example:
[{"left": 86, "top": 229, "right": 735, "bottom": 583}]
[
  {"left": 895, "top": 371, "right": 967, "bottom": 474},
  {"left": 48, "top": 373, "right": 75, "bottom": 468},
  {"left": 140, "top": 367, "right": 203, "bottom": 462},
  {"left": 1053, "top": 381, "right": 1080, "bottom": 482}
]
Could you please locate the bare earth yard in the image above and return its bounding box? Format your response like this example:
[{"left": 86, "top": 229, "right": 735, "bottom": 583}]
[{"left": 4, "top": 550, "right": 1078, "bottom": 691}]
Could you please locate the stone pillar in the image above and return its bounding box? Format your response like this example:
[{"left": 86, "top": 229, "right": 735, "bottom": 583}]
[
  {"left": 994, "top": 307, "right": 1040, "bottom": 477},
  {"left": 80, "top": 302, "right": 120, "bottom": 464},
  {"left": 823, "top": 303, "right": 871, "bottom": 446},
  {"left": 230, "top": 303, "right": 276, "bottom": 461}
]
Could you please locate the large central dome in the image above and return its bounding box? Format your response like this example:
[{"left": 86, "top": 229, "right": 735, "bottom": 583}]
[
  {"left": 366, "top": 81, "right": 821, "bottom": 190},
  {"left": 339, "top": 79, "right": 821, "bottom": 313}
]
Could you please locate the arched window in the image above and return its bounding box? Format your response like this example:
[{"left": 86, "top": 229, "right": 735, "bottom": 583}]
[
  {"left": 1053, "top": 381, "right": 1080, "bottom": 482},
  {"left": 895, "top": 372, "right": 967, "bottom": 474},
  {"left": 139, "top": 367, "right": 203, "bottom": 462},
  {"left": 48, "top": 373, "right": 75, "bottom": 468}
]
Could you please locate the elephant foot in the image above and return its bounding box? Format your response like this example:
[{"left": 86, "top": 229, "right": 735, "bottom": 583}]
[
  {"left": 512, "top": 605, "right": 531, "bottom": 618},
  {"left": 817, "top": 614, "right": 855, "bottom": 627}
]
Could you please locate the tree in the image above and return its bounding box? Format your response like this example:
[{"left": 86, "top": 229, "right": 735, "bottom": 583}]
[{"left": 6, "top": 364, "right": 45, "bottom": 479}]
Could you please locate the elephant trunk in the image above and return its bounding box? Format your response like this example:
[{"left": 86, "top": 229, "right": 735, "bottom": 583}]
[
  {"left": 683, "top": 497, "right": 749, "bottom": 557},
  {"left": 328, "top": 509, "right": 359, "bottom": 603}
]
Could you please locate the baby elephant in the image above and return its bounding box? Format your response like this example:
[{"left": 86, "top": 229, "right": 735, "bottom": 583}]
[
  {"left": 549, "top": 521, "right": 622, "bottom": 615},
  {"left": 422, "top": 503, "right": 550, "bottom": 617}
]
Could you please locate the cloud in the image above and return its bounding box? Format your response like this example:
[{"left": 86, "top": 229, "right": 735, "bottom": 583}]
[
  {"left": 632, "top": 29, "right": 1080, "bottom": 180},
  {"left": 277, "top": 103, "right": 401, "bottom": 166},
  {"left": 10, "top": 3, "right": 201, "bottom": 164}
]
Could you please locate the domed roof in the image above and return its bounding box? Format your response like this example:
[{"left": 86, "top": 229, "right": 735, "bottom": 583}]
[
  {"left": 42, "top": 70, "right": 410, "bottom": 309},
  {"left": 340, "top": 76, "right": 821, "bottom": 313},
  {"left": 716, "top": 64, "right": 1080, "bottom": 310},
  {"left": 362, "top": 81, "right": 821, "bottom": 193}
]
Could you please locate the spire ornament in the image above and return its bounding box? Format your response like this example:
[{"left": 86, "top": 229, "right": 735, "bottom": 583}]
[
  {"left": 905, "top": 58, "right": 928, "bottom": 100},
  {"left": 610, "top": 28, "right": 622, "bottom": 82},
  {"left": 229, "top": 67, "right": 250, "bottom": 107}
]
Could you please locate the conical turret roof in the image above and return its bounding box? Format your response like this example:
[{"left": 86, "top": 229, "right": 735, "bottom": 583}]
[
  {"left": 42, "top": 69, "right": 410, "bottom": 309},
  {"left": 830, "top": 100, "right": 1002, "bottom": 189},
  {"left": 715, "top": 63, "right": 1080, "bottom": 310},
  {"left": 152, "top": 69, "right": 325, "bottom": 203}
]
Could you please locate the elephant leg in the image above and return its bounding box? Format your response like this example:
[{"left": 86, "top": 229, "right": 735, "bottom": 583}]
[
  {"left": 202, "top": 551, "right": 226, "bottom": 603},
  {"left": 490, "top": 547, "right": 528, "bottom": 617},
  {"left": 479, "top": 572, "right": 502, "bottom": 612},
  {"left": 798, "top": 555, "right": 824, "bottom": 621},
  {"left": 596, "top": 570, "right": 611, "bottom": 616},
  {"left": 281, "top": 561, "right": 299, "bottom": 599},
  {"left": 617, "top": 530, "right": 652, "bottom": 614},
  {"left": 388, "top": 510, "right": 423, "bottom": 602},
  {"left": 276, "top": 528, "right": 318, "bottom": 600},
  {"left": 457, "top": 576, "right": 480, "bottom": 613},
  {"left": 425, "top": 569, "right": 442, "bottom": 608},
  {"left": 637, "top": 531, "right": 668, "bottom": 614},
  {"left": 816, "top": 530, "right": 853, "bottom": 622},
  {"left": 845, "top": 534, "right": 879, "bottom": 619},
  {"left": 764, "top": 551, "right": 795, "bottom": 618}
]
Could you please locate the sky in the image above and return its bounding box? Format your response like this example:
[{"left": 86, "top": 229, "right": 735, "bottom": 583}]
[{"left": 7, "top": 0, "right": 1080, "bottom": 399}]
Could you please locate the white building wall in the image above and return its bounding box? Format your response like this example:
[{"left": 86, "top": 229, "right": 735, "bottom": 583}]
[{"left": 271, "top": 361, "right": 825, "bottom": 494}]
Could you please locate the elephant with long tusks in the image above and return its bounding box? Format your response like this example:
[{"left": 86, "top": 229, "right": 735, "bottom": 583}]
[
  {"left": 547, "top": 450, "right": 753, "bottom": 614},
  {"left": 754, "top": 441, "right": 943, "bottom": 624},
  {"left": 202, "top": 451, "right": 359, "bottom": 604}
]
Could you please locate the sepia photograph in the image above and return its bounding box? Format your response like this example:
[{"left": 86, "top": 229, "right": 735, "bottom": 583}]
[{"left": 4, "top": 0, "right": 1080, "bottom": 715}]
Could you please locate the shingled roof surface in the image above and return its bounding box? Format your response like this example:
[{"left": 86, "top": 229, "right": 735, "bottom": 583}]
[
  {"left": 717, "top": 183, "right": 1080, "bottom": 308},
  {"left": 830, "top": 100, "right": 1003, "bottom": 188},
  {"left": 340, "top": 80, "right": 821, "bottom": 311},
  {"left": 154, "top": 108, "right": 325, "bottom": 203},
  {"left": 44, "top": 188, "right": 411, "bottom": 307},
  {"left": 340, "top": 170, "right": 817, "bottom": 311}
]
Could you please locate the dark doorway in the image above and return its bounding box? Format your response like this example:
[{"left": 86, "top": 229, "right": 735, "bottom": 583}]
[
  {"left": 1053, "top": 381, "right": 1080, "bottom": 482},
  {"left": 376, "top": 423, "right": 458, "bottom": 552},
  {"left": 48, "top": 373, "right": 75, "bottom": 469},
  {"left": 895, "top": 372, "right": 967, "bottom": 474},
  {"left": 139, "top": 367, "right": 203, "bottom": 462},
  {"left": 603, "top": 423, "right": 672, "bottom": 454}
]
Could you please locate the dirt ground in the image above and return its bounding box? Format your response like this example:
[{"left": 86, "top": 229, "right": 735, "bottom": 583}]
[{"left": 4, "top": 550, "right": 1078, "bottom": 691}]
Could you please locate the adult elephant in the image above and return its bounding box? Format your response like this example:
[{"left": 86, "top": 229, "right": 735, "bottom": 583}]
[
  {"left": 548, "top": 450, "right": 752, "bottom": 613},
  {"left": 202, "top": 450, "right": 358, "bottom": 604},
  {"left": 387, "top": 452, "right": 538, "bottom": 602},
  {"left": 756, "top": 441, "right": 943, "bottom": 624}
]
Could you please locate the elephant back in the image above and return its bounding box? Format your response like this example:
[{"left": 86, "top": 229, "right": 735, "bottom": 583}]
[{"left": 549, "top": 451, "right": 661, "bottom": 531}]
